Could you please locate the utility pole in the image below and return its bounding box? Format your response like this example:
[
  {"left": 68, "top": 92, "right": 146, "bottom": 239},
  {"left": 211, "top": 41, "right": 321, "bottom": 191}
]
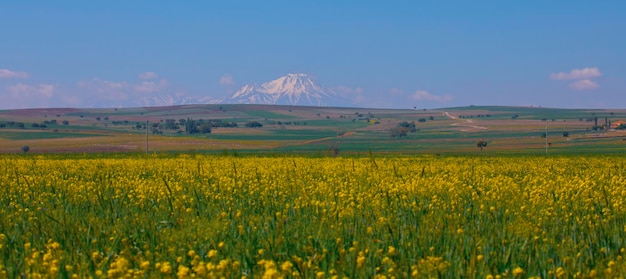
[
  {"left": 546, "top": 118, "right": 548, "bottom": 155},
  {"left": 146, "top": 120, "right": 149, "bottom": 154}
]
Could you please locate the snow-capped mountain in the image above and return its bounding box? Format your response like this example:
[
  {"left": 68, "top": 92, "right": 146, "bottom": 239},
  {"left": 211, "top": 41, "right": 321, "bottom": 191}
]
[
  {"left": 83, "top": 95, "right": 198, "bottom": 108},
  {"left": 137, "top": 94, "right": 199, "bottom": 107},
  {"left": 198, "top": 96, "right": 225, "bottom": 105},
  {"left": 228, "top": 73, "right": 342, "bottom": 106}
]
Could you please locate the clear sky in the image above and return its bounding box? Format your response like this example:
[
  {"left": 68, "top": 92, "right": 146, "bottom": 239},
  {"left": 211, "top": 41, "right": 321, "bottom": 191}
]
[{"left": 1, "top": 1, "right": 625, "bottom": 109}]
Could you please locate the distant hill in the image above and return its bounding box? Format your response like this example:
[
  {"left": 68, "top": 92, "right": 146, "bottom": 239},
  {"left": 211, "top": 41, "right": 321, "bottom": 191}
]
[{"left": 1, "top": 104, "right": 625, "bottom": 154}]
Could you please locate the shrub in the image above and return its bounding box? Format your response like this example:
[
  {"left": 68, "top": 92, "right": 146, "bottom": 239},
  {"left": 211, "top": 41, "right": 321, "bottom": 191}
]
[
  {"left": 199, "top": 124, "right": 212, "bottom": 134},
  {"left": 245, "top": 121, "right": 263, "bottom": 128},
  {"left": 477, "top": 140, "right": 488, "bottom": 151},
  {"left": 389, "top": 127, "right": 409, "bottom": 138},
  {"left": 397, "top": 121, "right": 417, "bottom": 132}
]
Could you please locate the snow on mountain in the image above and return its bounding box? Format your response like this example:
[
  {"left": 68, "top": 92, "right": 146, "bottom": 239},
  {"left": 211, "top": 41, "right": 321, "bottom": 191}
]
[
  {"left": 228, "top": 73, "right": 342, "bottom": 106},
  {"left": 198, "top": 96, "right": 225, "bottom": 105},
  {"left": 137, "top": 94, "right": 199, "bottom": 107},
  {"left": 81, "top": 94, "right": 201, "bottom": 108}
]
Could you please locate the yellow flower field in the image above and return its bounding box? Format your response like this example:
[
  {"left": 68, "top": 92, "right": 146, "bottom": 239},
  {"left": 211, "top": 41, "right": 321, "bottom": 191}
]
[{"left": 1, "top": 154, "right": 625, "bottom": 278}]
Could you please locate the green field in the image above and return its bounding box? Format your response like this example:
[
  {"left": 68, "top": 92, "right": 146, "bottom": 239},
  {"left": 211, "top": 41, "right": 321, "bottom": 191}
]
[
  {"left": 245, "top": 110, "right": 298, "bottom": 119},
  {"left": 2, "top": 153, "right": 626, "bottom": 278},
  {"left": 0, "top": 104, "right": 625, "bottom": 154},
  {"left": 0, "top": 131, "right": 107, "bottom": 140}
]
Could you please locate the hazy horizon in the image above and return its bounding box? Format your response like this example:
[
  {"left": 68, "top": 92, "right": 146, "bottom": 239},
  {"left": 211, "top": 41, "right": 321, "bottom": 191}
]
[{"left": 1, "top": 1, "right": 624, "bottom": 110}]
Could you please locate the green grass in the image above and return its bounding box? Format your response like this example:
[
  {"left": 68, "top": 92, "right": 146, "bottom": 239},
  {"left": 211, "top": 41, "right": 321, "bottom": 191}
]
[
  {"left": 444, "top": 106, "right": 626, "bottom": 121},
  {"left": 3, "top": 153, "right": 626, "bottom": 277},
  {"left": 245, "top": 110, "right": 297, "bottom": 119},
  {"left": 0, "top": 131, "right": 107, "bottom": 140},
  {"left": 303, "top": 119, "right": 370, "bottom": 128},
  {"left": 209, "top": 129, "right": 338, "bottom": 141}
]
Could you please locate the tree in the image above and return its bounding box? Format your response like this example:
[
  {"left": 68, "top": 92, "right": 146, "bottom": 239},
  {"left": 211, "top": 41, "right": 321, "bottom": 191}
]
[
  {"left": 397, "top": 121, "right": 417, "bottom": 133},
  {"left": 21, "top": 145, "right": 30, "bottom": 153},
  {"left": 245, "top": 121, "right": 263, "bottom": 128},
  {"left": 199, "top": 123, "right": 212, "bottom": 134},
  {"left": 389, "top": 127, "right": 409, "bottom": 138},
  {"left": 477, "top": 140, "right": 488, "bottom": 152},
  {"left": 185, "top": 118, "right": 200, "bottom": 134}
]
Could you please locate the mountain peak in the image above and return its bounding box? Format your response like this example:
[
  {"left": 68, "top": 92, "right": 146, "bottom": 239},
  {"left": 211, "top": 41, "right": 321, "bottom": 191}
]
[
  {"left": 228, "top": 73, "right": 340, "bottom": 106},
  {"left": 284, "top": 73, "right": 311, "bottom": 79}
]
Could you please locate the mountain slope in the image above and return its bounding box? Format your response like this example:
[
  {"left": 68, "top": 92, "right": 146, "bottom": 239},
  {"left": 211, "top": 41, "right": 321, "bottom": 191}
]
[
  {"left": 79, "top": 92, "right": 200, "bottom": 108},
  {"left": 137, "top": 94, "right": 199, "bottom": 107}
]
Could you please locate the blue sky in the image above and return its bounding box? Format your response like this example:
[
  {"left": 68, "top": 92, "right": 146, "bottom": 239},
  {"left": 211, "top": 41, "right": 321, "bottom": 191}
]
[{"left": 1, "top": 1, "right": 624, "bottom": 109}]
